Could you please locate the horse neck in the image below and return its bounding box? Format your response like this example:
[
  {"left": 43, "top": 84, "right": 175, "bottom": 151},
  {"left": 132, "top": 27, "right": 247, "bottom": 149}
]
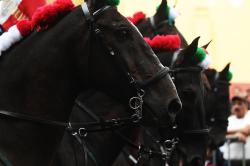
[
  {"left": 0, "top": 6, "right": 89, "bottom": 120},
  {"left": 0, "top": 7, "right": 90, "bottom": 166}
]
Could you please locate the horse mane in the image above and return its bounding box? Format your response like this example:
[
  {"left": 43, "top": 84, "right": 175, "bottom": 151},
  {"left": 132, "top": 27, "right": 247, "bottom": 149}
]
[{"left": 0, "top": 0, "right": 75, "bottom": 56}]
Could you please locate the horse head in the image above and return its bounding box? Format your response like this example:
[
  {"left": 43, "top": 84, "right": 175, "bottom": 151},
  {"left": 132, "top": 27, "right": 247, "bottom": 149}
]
[
  {"left": 204, "top": 63, "right": 231, "bottom": 149},
  {"left": 0, "top": 0, "right": 181, "bottom": 165},
  {"left": 131, "top": 0, "right": 188, "bottom": 47},
  {"left": 163, "top": 37, "right": 208, "bottom": 166},
  {"left": 82, "top": 0, "right": 182, "bottom": 126}
]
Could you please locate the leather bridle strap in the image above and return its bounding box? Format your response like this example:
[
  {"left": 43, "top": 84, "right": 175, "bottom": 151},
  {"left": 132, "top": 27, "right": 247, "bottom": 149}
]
[
  {"left": 0, "top": 109, "right": 139, "bottom": 131},
  {"left": 133, "top": 67, "right": 170, "bottom": 89},
  {"left": 183, "top": 128, "right": 210, "bottom": 136},
  {"left": 0, "top": 110, "right": 67, "bottom": 127},
  {"left": 81, "top": 3, "right": 93, "bottom": 22},
  {"left": 215, "top": 80, "right": 231, "bottom": 86},
  {"left": 149, "top": 16, "right": 158, "bottom": 35},
  {"left": 170, "top": 67, "right": 202, "bottom": 73},
  {"left": 115, "top": 131, "right": 168, "bottom": 160}
]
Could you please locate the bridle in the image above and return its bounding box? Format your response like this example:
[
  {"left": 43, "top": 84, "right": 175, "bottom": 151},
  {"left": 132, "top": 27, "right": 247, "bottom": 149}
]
[
  {"left": 149, "top": 16, "right": 170, "bottom": 36},
  {"left": 119, "top": 126, "right": 179, "bottom": 165},
  {"left": 0, "top": 2, "right": 171, "bottom": 131},
  {"left": 170, "top": 67, "right": 210, "bottom": 137},
  {"left": 168, "top": 52, "right": 210, "bottom": 137},
  {"left": 207, "top": 72, "right": 230, "bottom": 124},
  {"left": 76, "top": 3, "right": 176, "bottom": 165},
  {"left": 0, "top": 2, "right": 175, "bottom": 165}
]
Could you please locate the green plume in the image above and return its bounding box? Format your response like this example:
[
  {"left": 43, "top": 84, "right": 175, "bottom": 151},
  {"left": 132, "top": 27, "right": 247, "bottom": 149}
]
[
  {"left": 106, "top": 0, "right": 120, "bottom": 6},
  {"left": 193, "top": 47, "right": 206, "bottom": 63},
  {"left": 227, "top": 70, "right": 233, "bottom": 81}
]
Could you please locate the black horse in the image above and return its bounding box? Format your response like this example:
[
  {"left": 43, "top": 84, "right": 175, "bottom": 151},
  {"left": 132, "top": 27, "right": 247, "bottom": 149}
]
[
  {"left": 112, "top": 37, "right": 210, "bottom": 166},
  {"left": 0, "top": 0, "right": 182, "bottom": 165},
  {"left": 130, "top": 4, "right": 212, "bottom": 164},
  {"left": 128, "top": 0, "right": 188, "bottom": 47},
  {"left": 204, "top": 64, "right": 231, "bottom": 149},
  {"left": 155, "top": 37, "right": 209, "bottom": 166}
]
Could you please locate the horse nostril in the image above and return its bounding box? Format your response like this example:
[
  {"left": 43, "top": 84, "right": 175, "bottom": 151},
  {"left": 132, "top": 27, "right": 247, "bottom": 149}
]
[{"left": 168, "top": 98, "right": 182, "bottom": 115}]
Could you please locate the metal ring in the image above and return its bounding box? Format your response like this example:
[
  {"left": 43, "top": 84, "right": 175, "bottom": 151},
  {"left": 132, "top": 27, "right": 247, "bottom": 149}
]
[
  {"left": 78, "top": 128, "right": 88, "bottom": 137},
  {"left": 164, "top": 140, "right": 174, "bottom": 148},
  {"left": 129, "top": 97, "right": 142, "bottom": 110},
  {"left": 137, "top": 89, "right": 145, "bottom": 98}
]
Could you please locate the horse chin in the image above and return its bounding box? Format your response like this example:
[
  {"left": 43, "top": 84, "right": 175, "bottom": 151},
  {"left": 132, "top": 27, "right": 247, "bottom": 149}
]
[{"left": 174, "top": 146, "right": 205, "bottom": 166}]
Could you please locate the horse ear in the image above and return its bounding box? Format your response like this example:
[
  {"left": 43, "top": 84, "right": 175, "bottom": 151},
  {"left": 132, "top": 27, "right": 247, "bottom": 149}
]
[
  {"left": 174, "top": 36, "right": 199, "bottom": 66},
  {"left": 154, "top": 0, "right": 168, "bottom": 23},
  {"left": 202, "top": 40, "right": 212, "bottom": 49},
  {"left": 221, "top": 63, "right": 230, "bottom": 74},
  {"left": 184, "top": 36, "right": 200, "bottom": 56},
  {"left": 220, "top": 63, "right": 231, "bottom": 80}
]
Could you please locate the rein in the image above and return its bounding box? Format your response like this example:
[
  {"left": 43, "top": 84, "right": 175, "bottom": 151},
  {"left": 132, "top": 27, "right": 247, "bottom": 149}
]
[{"left": 0, "top": 108, "right": 138, "bottom": 131}]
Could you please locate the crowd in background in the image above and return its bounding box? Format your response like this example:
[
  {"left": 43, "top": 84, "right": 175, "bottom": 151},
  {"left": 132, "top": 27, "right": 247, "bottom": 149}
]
[{"left": 207, "top": 89, "right": 250, "bottom": 166}]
